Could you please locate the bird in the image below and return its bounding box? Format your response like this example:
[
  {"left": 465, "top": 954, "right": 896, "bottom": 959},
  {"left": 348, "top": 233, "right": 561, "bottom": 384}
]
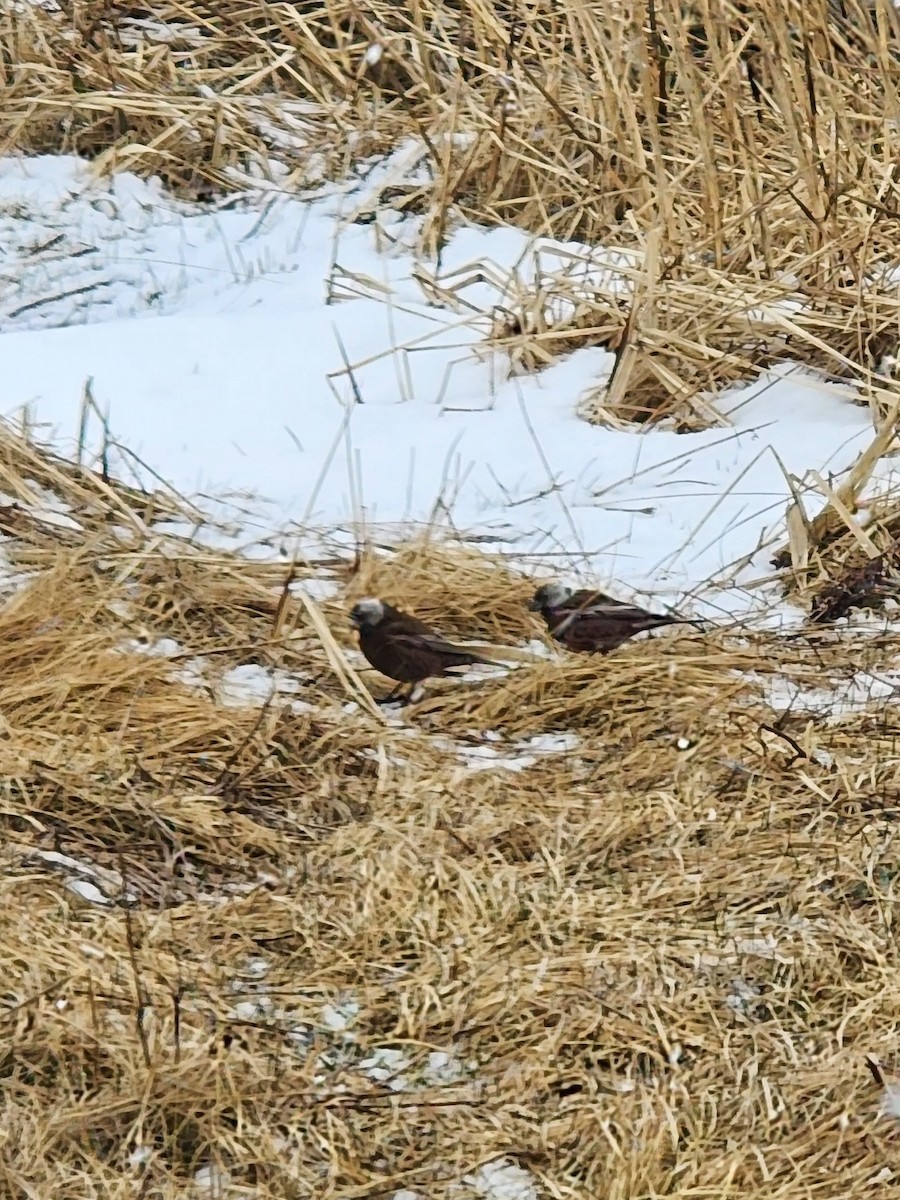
[
  {"left": 349, "top": 598, "right": 501, "bottom": 703},
  {"left": 528, "top": 581, "right": 700, "bottom": 654}
]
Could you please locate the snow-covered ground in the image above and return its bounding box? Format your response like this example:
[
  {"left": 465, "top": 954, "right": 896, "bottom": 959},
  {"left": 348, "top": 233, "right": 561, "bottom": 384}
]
[{"left": 0, "top": 151, "right": 886, "bottom": 619}]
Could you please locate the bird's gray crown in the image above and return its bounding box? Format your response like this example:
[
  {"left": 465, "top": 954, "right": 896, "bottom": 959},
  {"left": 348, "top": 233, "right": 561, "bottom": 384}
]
[
  {"left": 532, "top": 581, "right": 574, "bottom": 609},
  {"left": 350, "top": 597, "right": 385, "bottom": 628}
]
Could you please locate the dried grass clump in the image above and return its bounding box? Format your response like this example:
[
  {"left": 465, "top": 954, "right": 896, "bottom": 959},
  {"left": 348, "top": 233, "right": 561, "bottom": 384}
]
[
  {"left": 763, "top": 414, "right": 900, "bottom": 620},
  {"left": 1, "top": 421, "right": 900, "bottom": 1193},
  {"left": 479, "top": 239, "right": 900, "bottom": 430},
  {"left": 434, "top": 629, "right": 750, "bottom": 733},
  {"left": 782, "top": 492, "right": 900, "bottom": 624}
]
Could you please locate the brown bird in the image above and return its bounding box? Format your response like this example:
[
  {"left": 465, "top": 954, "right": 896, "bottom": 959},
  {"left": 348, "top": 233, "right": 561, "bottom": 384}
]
[
  {"left": 350, "top": 598, "right": 501, "bottom": 703},
  {"left": 528, "top": 581, "right": 700, "bottom": 654}
]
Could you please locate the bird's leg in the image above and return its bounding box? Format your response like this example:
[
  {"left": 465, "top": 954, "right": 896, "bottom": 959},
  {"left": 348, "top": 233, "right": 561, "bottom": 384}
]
[{"left": 377, "top": 682, "right": 427, "bottom": 707}]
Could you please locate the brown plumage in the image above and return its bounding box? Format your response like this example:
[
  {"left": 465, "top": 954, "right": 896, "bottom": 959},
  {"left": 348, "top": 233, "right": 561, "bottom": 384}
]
[
  {"left": 350, "top": 598, "right": 500, "bottom": 702},
  {"left": 528, "top": 581, "right": 699, "bottom": 654}
]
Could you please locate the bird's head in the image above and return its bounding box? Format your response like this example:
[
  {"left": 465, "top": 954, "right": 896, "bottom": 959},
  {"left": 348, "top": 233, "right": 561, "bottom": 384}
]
[
  {"left": 350, "top": 597, "right": 386, "bottom": 630},
  {"left": 528, "top": 581, "right": 573, "bottom": 611}
]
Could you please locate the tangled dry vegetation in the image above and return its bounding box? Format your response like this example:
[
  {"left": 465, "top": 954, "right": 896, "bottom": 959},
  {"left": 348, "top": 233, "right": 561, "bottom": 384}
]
[
  {"left": 6, "top": 0, "right": 900, "bottom": 425},
  {"left": 0, "top": 422, "right": 897, "bottom": 1197},
  {"left": 5, "top": 0, "right": 900, "bottom": 1196}
]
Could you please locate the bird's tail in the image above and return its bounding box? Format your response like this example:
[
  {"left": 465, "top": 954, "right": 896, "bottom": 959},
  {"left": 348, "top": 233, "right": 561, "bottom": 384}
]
[
  {"left": 443, "top": 650, "right": 507, "bottom": 674},
  {"left": 450, "top": 641, "right": 533, "bottom": 667},
  {"left": 670, "top": 617, "right": 708, "bottom": 630},
  {"left": 470, "top": 651, "right": 508, "bottom": 669}
]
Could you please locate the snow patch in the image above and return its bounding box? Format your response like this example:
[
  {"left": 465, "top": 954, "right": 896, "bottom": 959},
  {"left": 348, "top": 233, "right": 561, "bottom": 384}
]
[
  {"left": 461, "top": 1160, "right": 539, "bottom": 1200},
  {"left": 0, "top": 154, "right": 881, "bottom": 623}
]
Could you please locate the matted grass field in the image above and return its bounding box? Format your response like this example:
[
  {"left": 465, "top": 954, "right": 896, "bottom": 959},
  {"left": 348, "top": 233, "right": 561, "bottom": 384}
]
[
  {"left": 0, "top": 423, "right": 895, "bottom": 1197},
  {"left": 1, "top": 0, "right": 900, "bottom": 1196}
]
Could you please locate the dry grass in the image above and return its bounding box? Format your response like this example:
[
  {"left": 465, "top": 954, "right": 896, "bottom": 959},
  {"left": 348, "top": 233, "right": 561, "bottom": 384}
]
[
  {"left": 0, "top": 420, "right": 895, "bottom": 1196},
  {"left": 5, "top": 0, "right": 900, "bottom": 1194}
]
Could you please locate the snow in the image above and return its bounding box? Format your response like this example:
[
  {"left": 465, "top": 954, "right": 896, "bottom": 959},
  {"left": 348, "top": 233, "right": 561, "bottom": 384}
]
[
  {"left": 127, "top": 1145, "right": 153, "bottom": 1170},
  {"left": 762, "top": 667, "right": 900, "bottom": 716},
  {"left": 0, "top": 153, "right": 884, "bottom": 620},
  {"left": 217, "top": 663, "right": 309, "bottom": 707},
  {"left": 725, "top": 977, "right": 762, "bottom": 1015},
  {"left": 22, "top": 846, "right": 139, "bottom": 905},
  {"left": 359, "top": 1046, "right": 467, "bottom": 1090},
  {"left": 192, "top": 1164, "right": 231, "bottom": 1196},
  {"left": 294, "top": 577, "right": 341, "bottom": 602},
  {"left": 462, "top": 1161, "right": 539, "bottom": 1200},
  {"left": 450, "top": 731, "right": 581, "bottom": 772},
  {"left": 360, "top": 1047, "right": 411, "bottom": 1090},
  {"left": 320, "top": 1000, "right": 360, "bottom": 1034},
  {"left": 64, "top": 878, "right": 113, "bottom": 906},
  {"left": 124, "top": 637, "right": 317, "bottom": 711},
  {"left": 880, "top": 1082, "right": 900, "bottom": 1120}
]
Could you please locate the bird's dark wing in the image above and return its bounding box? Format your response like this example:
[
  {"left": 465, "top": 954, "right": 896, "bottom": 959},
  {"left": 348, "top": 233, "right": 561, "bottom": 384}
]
[
  {"left": 380, "top": 607, "right": 474, "bottom": 646},
  {"left": 566, "top": 592, "right": 677, "bottom": 622},
  {"left": 569, "top": 589, "right": 620, "bottom": 610},
  {"left": 389, "top": 611, "right": 445, "bottom": 638},
  {"left": 547, "top": 603, "right": 682, "bottom": 650},
  {"left": 376, "top": 609, "right": 474, "bottom": 656},
  {"left": 391, "top": 628, "right": 489, "bottom": 662},
  {"left": 581, "top": 601, "right": 678, "bottom": 624}
]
